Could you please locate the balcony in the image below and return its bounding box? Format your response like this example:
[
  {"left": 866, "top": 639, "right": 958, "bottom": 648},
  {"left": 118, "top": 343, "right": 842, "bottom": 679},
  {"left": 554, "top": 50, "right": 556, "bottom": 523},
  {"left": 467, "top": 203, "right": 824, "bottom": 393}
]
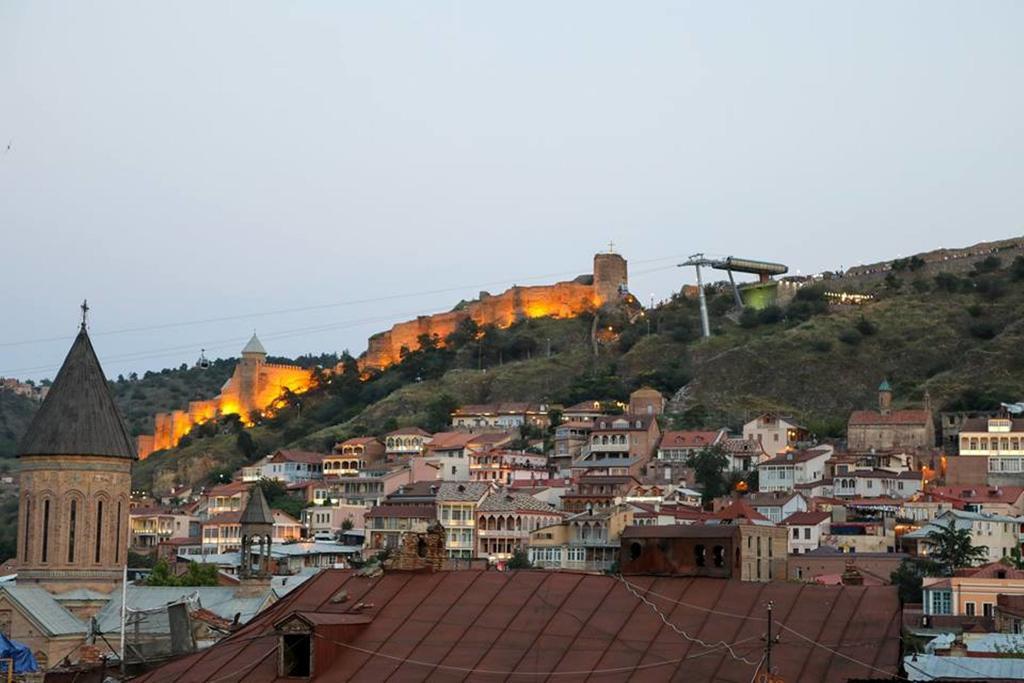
[{"left": 477, "top": 529, "right": 526, "bottom": 538}]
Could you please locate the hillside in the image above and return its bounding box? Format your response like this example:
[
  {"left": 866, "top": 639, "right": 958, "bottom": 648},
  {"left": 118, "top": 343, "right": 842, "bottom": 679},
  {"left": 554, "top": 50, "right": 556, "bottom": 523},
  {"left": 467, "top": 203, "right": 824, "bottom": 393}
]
[
  {"left": 134, "top": 247, "right": 1024, "bottom": 494},
  {"left": 7, "top": 240, "right": 1024, "bottom": 497}
]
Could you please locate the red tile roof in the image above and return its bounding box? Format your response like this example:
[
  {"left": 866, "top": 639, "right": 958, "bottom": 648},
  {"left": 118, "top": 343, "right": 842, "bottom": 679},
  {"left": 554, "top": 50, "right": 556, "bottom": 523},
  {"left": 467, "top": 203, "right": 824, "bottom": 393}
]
[
  {"left": 386, "top": 426, "right": 433, "bottom": 437},
  {"left": 954, "top": 562, "right": 1024, "bottom": 579},
  {"left": 131, "top": 569, "right": 902, "bottom": 683},
  {"left": 272, "top": 449, "right": 327, "bottom": 464},
  {"left": 659, "top": 430, "right": 725, "bottom": 449},
  {"left": 925, "top": 485, "right": 1024, "bottom": 504},
  {"left": 760, "top": 448, "right": 831, "bottom": 467},
  {"left": 782, "top": 511, "right": 832, "bottom": 526},
  {"left": 848, "top": 410, "right": 931, "bottom": 426},
  {"left": 711, "top": 501, "right": 771, "bottom": 524}
]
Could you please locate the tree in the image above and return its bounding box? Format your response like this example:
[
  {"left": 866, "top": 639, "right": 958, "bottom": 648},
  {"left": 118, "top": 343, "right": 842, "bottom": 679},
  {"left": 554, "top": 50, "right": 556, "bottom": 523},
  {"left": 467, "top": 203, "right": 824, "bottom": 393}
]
[
  {"left": 506, "top": 549, "right": 532, "bottom": 569},
  {"left": 924, "top": 523, "right": 989, "bottom": 574},
  {"left": 687, "top": 445, "right": 730, "bottom": 505},
  {"left": 146, "top": 559, "right": 220, "bottom": 586},
  {"left": 424, "top": 393, "right": 458, "bottom": 433},
  {"left": 890, "top": 557, "right": 944, "bottom": 604}
]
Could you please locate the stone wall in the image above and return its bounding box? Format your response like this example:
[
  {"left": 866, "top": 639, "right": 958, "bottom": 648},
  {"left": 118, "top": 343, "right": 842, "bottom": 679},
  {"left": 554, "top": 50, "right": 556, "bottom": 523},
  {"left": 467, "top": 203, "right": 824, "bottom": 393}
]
[
  {"left": 138, "top": 358, "right": 313, "bottom": 458},
  {"left": 360, "top": 252, "right": 628, "bottom": 371},
  {"left": 839, "top": 236, "right": 1024, "bottom": 287}
]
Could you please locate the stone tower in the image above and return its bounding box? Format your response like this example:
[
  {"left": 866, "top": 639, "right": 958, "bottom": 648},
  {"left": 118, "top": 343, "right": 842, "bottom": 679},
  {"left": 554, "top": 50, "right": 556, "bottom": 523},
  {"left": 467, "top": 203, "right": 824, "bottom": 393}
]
[
  {"left": 239, "top": 485, "right": 274, "bottom": 579},
  {"left": 236, "top": 333, "right": 267, "bottom": 416},
  {"left": 16, "top": 320, "right": 136, "bottom": 594},
  {"left": 593, "top": 251, "right": 628, "bottom": 303},
  {"left": 878, "top": 379, "right": 893, "bottom": 416}
]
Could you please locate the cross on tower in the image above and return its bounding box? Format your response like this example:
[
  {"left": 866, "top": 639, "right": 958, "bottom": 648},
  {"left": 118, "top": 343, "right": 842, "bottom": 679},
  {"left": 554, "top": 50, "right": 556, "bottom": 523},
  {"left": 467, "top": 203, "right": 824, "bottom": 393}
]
[
  {"left": 80, "top": 299, "right": 89, "bottom": 331},
  {"left": 608, "top": 240, "right": 615, "bottom": 253}
]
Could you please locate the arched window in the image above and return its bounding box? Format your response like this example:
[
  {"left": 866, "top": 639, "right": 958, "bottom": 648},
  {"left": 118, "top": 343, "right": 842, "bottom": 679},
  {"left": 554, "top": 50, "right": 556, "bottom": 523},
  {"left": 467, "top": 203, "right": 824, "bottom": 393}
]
[
  {"left": 713, "top": 545, "right": 725, "bottom": 568},
  {"left": 22, "top": 496, "right": 30, "bottom": 562},
  {"left": 41, "top": 499, "right": 51, "bottom": 563},
  {"left": 95, "top": 500, "right": 104, "bottom": 563},
  {"left": 67, "top": 499, "right": 78, "bottom": 563},
  {"left": 115, "top": 500, "right": 124, "bottom": 564},
  {"left": 694, "top": 544, "right": 706, "bottom": 567}
]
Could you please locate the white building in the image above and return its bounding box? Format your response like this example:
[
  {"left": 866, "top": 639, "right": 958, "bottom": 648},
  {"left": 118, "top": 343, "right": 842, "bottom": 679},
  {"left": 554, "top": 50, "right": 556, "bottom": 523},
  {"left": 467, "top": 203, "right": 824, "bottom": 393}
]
[
  {"left": 743, "top": 414, "right": 808, "bottom": 454},
  {"left": 757, "top": 447, "right": 833, "bottom": 492},
  {"left": 782, "top": 511, "right": 831, "bottom": 554},
  {"left": 833, "top": 469, "right": 923, "bottom": 499}
]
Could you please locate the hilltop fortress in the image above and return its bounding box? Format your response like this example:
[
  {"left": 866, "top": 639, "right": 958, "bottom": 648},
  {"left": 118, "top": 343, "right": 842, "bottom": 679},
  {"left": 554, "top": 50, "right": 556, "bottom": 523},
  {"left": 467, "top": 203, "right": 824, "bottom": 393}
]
[
  {"left": 358, "top": 251, "right": 629, "bottom": 371},
  {"left": 135, "top": 334, "right": 313, "bottom": 459}
]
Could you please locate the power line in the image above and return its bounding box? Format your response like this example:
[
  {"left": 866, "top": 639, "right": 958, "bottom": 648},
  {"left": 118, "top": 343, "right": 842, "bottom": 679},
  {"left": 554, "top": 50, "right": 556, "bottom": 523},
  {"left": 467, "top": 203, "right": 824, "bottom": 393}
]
[
  {"left": 618, "top": 577, "right": 911, "bottom": 681},
  {"left": 0, "top": 255, "right": 685, "bottom": 349},
  {"left": 617, "top": 574, "right": 762, "bottom": 666}
]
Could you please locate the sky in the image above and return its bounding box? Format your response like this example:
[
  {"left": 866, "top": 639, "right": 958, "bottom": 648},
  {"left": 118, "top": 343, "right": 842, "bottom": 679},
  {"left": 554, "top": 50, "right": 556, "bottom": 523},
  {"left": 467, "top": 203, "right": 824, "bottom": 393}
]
[{"left": 2, "top": 1, "right": 1023, "bottom": 381}]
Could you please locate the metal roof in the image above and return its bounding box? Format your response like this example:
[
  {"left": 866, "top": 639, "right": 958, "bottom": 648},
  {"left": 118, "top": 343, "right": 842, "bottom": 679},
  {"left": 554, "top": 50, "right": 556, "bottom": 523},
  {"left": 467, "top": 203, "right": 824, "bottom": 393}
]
[
  {"left": 240, "top": 485, "right": 275, "bottom": 526},
  {"left": 905, "top": 653, "right": 1024, "bottom": 680},
  {"left": 0, "top": 585, "right": 88, "bottom": 636},
  {"left": 132, "top": 569, "right": 902, "bottom": 683},
  {"left": 241, "top": 333, "right": 267, "bottom": 355},
  {"left": 95, "top": 586, "right": 272, "bottom": 635},
  {"left": 17, "top": 329, "right": 136, "bottom": 459}
]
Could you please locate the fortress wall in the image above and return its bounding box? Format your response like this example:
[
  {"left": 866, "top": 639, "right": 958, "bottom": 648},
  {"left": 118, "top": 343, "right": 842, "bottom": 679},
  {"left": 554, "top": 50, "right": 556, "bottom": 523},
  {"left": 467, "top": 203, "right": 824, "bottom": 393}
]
[
  {"left": 136, "top": 359, "right": 314, "bottom": 459},
  {"left": 841, "top": 237, "right": 1024, "bottom": 285},
  {"left": 360, "top": 279, "right": 605, "bottom": 371}
]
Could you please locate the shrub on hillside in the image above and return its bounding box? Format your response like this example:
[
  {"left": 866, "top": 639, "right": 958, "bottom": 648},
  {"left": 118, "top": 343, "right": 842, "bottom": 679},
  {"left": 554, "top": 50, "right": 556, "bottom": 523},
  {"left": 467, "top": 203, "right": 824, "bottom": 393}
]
[
  {"left": 837, "top": 329, "right": 862, "bottom": 346},
  {"left": 973, "top": 255, "right": 1003, "bottom": 275},
  {"left": 1012, "top": 256, "right": 1024, "bottom": 282},
  {"left": 968, "top": 320, "right": 1000, "bottom": 340},
  {"left": 854, "top": 317, "right": 878, "bottom": 336},
  {"left": 934, "top": 272, "right": 971, "bottom": 293},
  {"left": 974, "top": 274, "right": 1007, "bottom": 300}
]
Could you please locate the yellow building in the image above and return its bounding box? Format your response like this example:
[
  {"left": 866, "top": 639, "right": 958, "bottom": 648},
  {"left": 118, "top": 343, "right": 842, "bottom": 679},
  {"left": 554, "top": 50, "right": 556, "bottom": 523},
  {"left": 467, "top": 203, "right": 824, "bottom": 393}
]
[{"left": 923, "top": 563, "right": 1024, "bottom": 618}]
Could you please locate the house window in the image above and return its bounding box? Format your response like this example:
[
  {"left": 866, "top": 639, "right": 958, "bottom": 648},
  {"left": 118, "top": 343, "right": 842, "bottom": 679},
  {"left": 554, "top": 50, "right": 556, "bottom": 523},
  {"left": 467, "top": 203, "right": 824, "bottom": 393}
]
[
  {"left": 804, "top": 528, "right": 811, "bottom": 540},
  {"left": 929, "top": 590, "right": 952, "bottom": 615},
  {"left": 984, "top": 603, "right": 994, "bottom": 618},
  {"left": 965, "top": 602, "right": 975, "bottom": 616},
  {"left": 281, "top": 634, "right": 312, "bottom": 677},
  {"left": 792, "top": 528, "right": 799, "bottom": 539}
]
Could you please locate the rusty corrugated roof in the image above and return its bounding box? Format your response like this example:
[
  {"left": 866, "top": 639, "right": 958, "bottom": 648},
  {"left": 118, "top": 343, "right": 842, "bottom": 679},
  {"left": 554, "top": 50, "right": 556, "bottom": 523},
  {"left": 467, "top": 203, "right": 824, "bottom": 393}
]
[{"left": 132, "top": 569, "right": 902, "bottom": 682}]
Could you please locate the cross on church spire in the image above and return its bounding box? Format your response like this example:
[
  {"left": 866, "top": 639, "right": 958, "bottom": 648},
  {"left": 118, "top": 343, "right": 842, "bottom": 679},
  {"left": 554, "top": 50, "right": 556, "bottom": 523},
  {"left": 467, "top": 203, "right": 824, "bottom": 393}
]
[
  {"left": 80, "top": 299, "right": 89, "bottom": 331},
  {"left": 608, "top": 241, "right": 615, "bottom": 253}
]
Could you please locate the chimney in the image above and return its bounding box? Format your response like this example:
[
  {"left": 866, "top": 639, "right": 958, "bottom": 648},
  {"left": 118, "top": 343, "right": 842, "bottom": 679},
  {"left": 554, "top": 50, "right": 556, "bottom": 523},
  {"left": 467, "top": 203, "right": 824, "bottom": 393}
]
[{"left": 840, "top": 559, "right": 864, "bottom": 586}]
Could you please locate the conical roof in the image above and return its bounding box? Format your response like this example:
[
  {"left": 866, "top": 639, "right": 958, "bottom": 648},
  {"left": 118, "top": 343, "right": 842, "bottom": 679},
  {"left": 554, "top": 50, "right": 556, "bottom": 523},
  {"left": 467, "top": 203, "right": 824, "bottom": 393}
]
[
  {"left": 18, "top": 328, "right": 136, "bottom": 459},
  {"left": 240, "top": 485, "right": 275, "bottom": 526},
  {"left": 878, "top": 379, "right": 892, "bottom": 392},
  {"left": 241, "top": 333, "right": 266, "bottom": 356}
]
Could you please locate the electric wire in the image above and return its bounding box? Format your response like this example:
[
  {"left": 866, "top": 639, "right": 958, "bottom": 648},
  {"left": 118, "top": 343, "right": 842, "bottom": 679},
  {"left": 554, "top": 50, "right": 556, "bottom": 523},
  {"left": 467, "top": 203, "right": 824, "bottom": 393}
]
[
  {"left": 0, "top": 256, "right": 684, "bottom": 349},
  {"left": 617, "top": 574, "right": 762, "bottom": 666},
  {"left": 0, "top": 263, "right": 681, "bottom": 377},
  {"left": 617, "top": 576, "right": 914, "bottom": 680}
]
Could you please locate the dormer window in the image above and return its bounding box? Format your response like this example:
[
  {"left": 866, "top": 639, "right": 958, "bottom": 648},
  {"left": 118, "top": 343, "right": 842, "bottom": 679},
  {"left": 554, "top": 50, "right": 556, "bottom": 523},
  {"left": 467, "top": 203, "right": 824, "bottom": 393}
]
[{"left": 281, "top": 632, "right": 312, "bottom": 677}]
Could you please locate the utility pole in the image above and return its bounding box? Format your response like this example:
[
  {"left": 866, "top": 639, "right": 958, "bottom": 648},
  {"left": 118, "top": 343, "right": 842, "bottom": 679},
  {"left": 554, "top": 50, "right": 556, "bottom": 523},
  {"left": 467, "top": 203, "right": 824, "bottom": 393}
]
[{"left": 761, "top": 600, "right": 780, "bottom": 682}]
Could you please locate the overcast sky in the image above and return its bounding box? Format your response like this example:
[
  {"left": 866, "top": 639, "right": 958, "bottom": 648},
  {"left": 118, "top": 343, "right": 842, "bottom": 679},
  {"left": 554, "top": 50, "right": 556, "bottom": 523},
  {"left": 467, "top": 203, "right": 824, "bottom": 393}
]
[{"left": 2, "top": 1, "right": 1022, "bottom": 380}]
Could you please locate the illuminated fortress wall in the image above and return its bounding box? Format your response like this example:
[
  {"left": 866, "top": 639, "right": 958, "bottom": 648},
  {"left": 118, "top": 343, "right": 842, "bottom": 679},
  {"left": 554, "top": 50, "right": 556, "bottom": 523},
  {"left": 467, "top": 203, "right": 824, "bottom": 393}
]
[
  {"left": 136, "top": 339, "right": 313, "bottom": 459},
  {"left": 360, "top": 252, "right": 628, "bottom": 371}
]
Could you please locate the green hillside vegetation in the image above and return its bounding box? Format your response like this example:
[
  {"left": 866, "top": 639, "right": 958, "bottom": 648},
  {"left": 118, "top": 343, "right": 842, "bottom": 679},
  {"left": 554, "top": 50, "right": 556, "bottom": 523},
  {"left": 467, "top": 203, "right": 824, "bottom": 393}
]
[
  {"left": 0, "top": 391, "right": 38, "bottom": 460},
  {"left": 8, "top": 252, "right": 1024, "bottom": 498},
  {"left": 134, "top": 253, "right": 1024, "bottom": 494}
]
